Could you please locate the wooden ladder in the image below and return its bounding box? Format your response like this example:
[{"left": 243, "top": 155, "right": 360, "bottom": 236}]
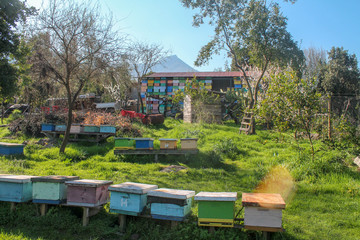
[{"left": 239, "top": 112, "right": 253, "bottom": 134}]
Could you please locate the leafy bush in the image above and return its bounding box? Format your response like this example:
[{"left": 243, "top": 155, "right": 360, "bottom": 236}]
[{"left": 214, "top": 137, "right": 240, "bottom": 160}]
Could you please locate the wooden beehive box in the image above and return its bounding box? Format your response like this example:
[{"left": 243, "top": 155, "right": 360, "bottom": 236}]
[
  {"left": 242, "top": 193, "right": 286, "bottom": 231},
  {"left": 100, "top": 125, "right": 116, "bottom": 134},
  {"left": 55, "top": 124, "right": 66, "bottom": 132},
  {"left": 65, "top": 179, "right": 113, "bottom": 207},
  {"left": 41, "top": 123, "right": 55, "bottom": 132},
  {"left": 0, "top": 175, "right": 34, "bottom": 202},
  {"left": 70, "top": 124, "right": 83, "bottom": 133},
  {"left": 147, "top": 188, "right": 195, "bottom": 221},
  {"left": 83, "top": 125, "right": 100, "bottom": 133},
  {"left": 109, "top": 182, "right": 158, "bottom": 216},
  {"left": 180, "top": 138, "right": 198, "bottom": 150},
  {"left": 31, "top": 175, "right": 79, "bottom": 204},
  {"left": 0, "top": 142, "right": 24, "bottom": 155},
  {"left": 195, "top": 192, "right": 237, "bottom": 227},
  {"left": 114, "top": 138, "right": 135, "bottom": 150},
  {"left": 134, "top": 138, "right": 154, "bottom": 150},
  {"left": 159, "top": 138, "right": 177, "bottom": 150}
]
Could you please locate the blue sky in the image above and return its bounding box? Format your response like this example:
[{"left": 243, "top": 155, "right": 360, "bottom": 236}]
[{"left": 27, "top": 0, "right": 360, "bottom": 71}]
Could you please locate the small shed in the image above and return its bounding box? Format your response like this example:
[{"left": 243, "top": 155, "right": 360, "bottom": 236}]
[
  {"left": 195, "top": 192, "right": 237, "bottom": 227},
  {"left": 0, "top": 175, "right": 34, "bottom": 202},
  {"left": 147, "top": 188, "right": 195, "bottom": 221},
  {"left": 65, "top": 179, "right": 113, "bottom": 207},
  {"left": 242, "top": 193, "right": 286, "bottom": 231},
  {"left": 31, "top": 175, "right": 79, "bottom": 204},
  {"left": 109, "top": 182, "right": 158, "bottom": 216}
]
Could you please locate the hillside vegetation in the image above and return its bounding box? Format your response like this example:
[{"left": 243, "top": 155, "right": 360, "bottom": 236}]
[{"left": 0, "top": 119, "right": 359, "bottom": 240}]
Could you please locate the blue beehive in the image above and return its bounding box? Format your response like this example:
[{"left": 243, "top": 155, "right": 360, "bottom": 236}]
[
  {"left": 147, "top": 188, "right": 195, "bottom": 221},
  {"left": 0, "top": 142, "right": 24, "bottom": 155},
  {"left": 41, "top": 123, "right": 55, "bottom": 131},
  {"left": 134, "top": 138, "right": 154, "bottom": 150},
  {"left": 234, "top": 84, "right": 242, "bottom": 88},
  {"left": 55, "top": 125, "right": 66, "bottom": 131},
  {"left": 0, "top": 175, "right": 34, "bottom": 202},
  {"left": 100, "top": 125, "right": 116, "bottom": 134},
  {"left": 109, "top": 182, "right": 158, "bottom": 216}
]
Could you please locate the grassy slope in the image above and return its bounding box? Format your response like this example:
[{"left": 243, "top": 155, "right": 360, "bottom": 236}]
[{"left": 0, "top": 119, "right": 359, "bottom": 240}]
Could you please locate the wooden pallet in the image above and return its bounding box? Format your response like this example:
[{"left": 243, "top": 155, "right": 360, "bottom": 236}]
[{"left": 114, "top": 149, "right": 199, "bottom": 162}]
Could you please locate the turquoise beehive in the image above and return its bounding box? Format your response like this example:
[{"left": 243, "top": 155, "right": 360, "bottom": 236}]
[
  {"left": 109, "top": 182, "right": 158, "bottom": 216},
  {"left": 0, "top": 175, "right": 34, "bottom": 202},
  {"left": 147, "top": 188, "right": 195, "bottom": 221}
]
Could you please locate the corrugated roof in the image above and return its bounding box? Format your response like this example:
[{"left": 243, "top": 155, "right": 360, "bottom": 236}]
[{"left": 146, "top": 72, "right": 246, "bottom": 78}]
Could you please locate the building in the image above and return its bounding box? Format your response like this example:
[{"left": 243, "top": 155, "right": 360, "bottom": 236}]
[{"left": 140, "top": 72, "right": 251, "bottom": 114}]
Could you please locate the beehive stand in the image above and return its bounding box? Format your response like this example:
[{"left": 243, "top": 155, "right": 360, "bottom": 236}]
[{"left": 114, "top": 149, "right": 199, "bottom": 162}]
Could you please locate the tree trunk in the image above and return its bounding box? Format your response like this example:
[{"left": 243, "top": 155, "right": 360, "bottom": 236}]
[
  {"left": 1, "top": 100, "right": 4, "bottom": 124},
  {"left": 328, "top": 96, "right": 332, "bottom": 139},
  {"left": 59, "top": 101, "right": 73, "bottom": 153},
  {"left": 138, "top": 92, "right": 144, "bottom": 114}
]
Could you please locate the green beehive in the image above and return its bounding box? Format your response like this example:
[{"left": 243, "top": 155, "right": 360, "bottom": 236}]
[
  {"left": 195, "top": 192, "right": 237, "bottom": 228},
  {"left": 115, "top": 138, "right": 134, "bottom": 150}
]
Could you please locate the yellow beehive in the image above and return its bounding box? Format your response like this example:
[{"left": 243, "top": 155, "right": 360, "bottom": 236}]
[{"left": 159, "top": 138, "right": 177, "bottom": 150}]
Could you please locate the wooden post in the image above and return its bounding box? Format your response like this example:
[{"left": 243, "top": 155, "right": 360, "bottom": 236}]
[
  {"left": 154, "top": 154, "right": 158, "bottom": 162},
  {"left": 10, "top": 202, "right": 16, "bottom": 212},
  {"left": 118, "top": 214, "right": 126, "bottom": 233},
  {"left": 40, "top": 204, "right": 48, "bottom": 216},
  {"left": 262, "top": 231, "right": 271, "bottom": 240},
  {"left": 171, "top": 221, "right": 178, "bottom": 229},
  {"left": 82, "top": 207, "right": 90, "bottom": 226},
  {"left": 328, "top": 96, "right": 332, "bottom": 139},
  {"left": 208, "top": 226, "right": 215, "bottom": 233}
]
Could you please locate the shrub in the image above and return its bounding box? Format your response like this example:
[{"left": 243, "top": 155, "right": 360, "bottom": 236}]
[{"left": 214, "top": 137, "right": 240, "bottom": 160}]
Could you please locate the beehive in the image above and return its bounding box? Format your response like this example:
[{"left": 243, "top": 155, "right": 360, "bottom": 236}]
[
  {"left": 100, "top": 125, "right": 116, "bottom": 134},
  {"left": 31, "top": 175, "right": 79, "bottom": 204},
  {"left": 109, "top": 182, "right": 158, "bottom": 216},
  {"left": 55, "top": 125, "right": 66, "bottom": 132},
  {"left": 147, "top": 188, "right": 195, "bottom": 221},
  {"left": 134, "top": 138, "right": 154, "bottom": 150},
  {"left": 65, "top": 179, "right": 113, "bottom": 207},
  {"left": 159, "top": 138, "right": 177, "bottom": 150},
  {"left": 70, "top": 124, "right": 83, "bottom": 133},
  {"left": 195, "top": 192, "right": 237, "bottom": 227},
  {"left": 0, "top": 142, "right": 24, "bottom": 155},
  {"left": 0, "top": 175, "right": 34, "bottom": 202},
  {"left": 41, "top": 123, "right": 55, "bottom": 132},
  {"left": 114, "top": 138, "right": 134, "bottom": 150},
  {"left": 83, "top": 125, "right": 100, "bottom": 133},
  {"left": 242, "top": 193, "right": 285, "bottom": 231},
  {"left": 180, "top": 138, "right": 198, "bottom": 150}
]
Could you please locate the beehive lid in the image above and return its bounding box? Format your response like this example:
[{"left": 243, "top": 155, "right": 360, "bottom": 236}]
[
  {"left": 159, "top": 138, "right": 177, "bottom": 141},
  {"left": 0, "top": 174, "right": 35, "bottom": 183},
  {"left": 195, "top": 192, "right": 237, "bottom": 201},
  {"left": 31, "top": 175, "right": 79, "bottom": 183},
  {"left": 147, "top": 188, "right": 195, "bottom": 200},
  {"left": 65, "top": 179, "right": 113, "bottom": 187},
  {"left": 0, "top": 142, "right": 24, "bottom": 147},
  {"left": 109, "top": 182, "right": 158, "bottom": 194},
  {"left": 242, "top": 193, "right": 285, "bottom": 209},
  {"left": 180, "top": 138, "right": 198, "bottom": 141},
  {"left": 135, "top": 138, "right": 154, "bottom": 141}
]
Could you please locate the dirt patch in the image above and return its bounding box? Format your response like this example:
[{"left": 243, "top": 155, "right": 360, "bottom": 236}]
[{"left": 160, "top": 165, "right": 187, "bottom": 173}]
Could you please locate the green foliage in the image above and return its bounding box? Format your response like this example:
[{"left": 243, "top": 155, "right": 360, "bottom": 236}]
[
  {"left": 7, "top": 110, "right": 23, "bottom": 122},
  {"left": 214, "top": 137, "right": 241, "bottom": 160}
]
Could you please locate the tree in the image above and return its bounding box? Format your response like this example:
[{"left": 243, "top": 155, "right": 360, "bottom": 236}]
[
  {"left": 33, "top": 0, "right": 123, "bottom": 153},
  {"left": 0, "top": 0, "right": 35, "bottom": 122},
  {"left": 258, "top": 69, "right": 322, "bottom": 157},
  {"left": 303, "top": 47, "right": 327, "bottom": 81},
  {"left": 126, "top": 41, "right": 169, "bottom": 113},
  {"left": 180, "top": 0, "right": 303, "bottom": 133}
]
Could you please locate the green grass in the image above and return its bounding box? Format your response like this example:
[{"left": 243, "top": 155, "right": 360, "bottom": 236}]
[{"left": 0, "top": 118, "right": 359, "bottom": 239}]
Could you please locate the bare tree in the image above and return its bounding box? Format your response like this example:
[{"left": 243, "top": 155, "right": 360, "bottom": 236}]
[
  {"left": 33, "top": 0, "right": 124, "bottom": 153},
  {"left": 126, "top": 41, "right": 169, "bottom": 113}
]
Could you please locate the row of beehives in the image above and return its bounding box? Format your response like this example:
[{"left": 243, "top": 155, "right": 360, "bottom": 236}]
[
  {"left": 41, "top": 123, "right": 116, "bottom": 134},
  {"left": 115, "top": 138, "right": 198, "bottom": 150},
  {"left": 0, "top": 174, "right": 285, "bottom": 230}
]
